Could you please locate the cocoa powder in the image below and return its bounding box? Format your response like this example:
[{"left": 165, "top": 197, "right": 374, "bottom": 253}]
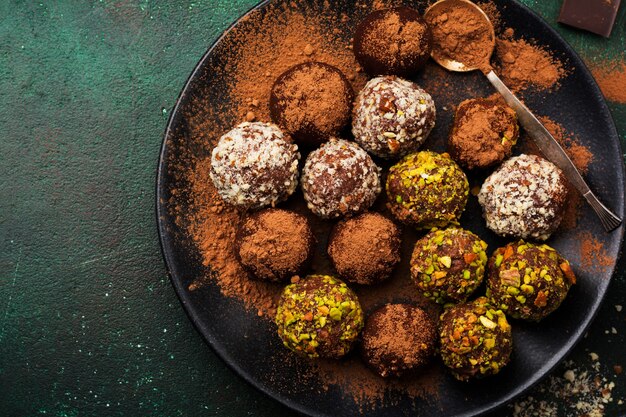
[{"left": 591, "top": 60, "right": 626, "bottom": 104}]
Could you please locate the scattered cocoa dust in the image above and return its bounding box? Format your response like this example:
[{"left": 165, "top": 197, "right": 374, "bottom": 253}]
[
  {"left": 578, "top": 231, "right": 615, "bottom": 272},
  {"left": 590, "top": 60, "right": 626, "bottom": 104}
]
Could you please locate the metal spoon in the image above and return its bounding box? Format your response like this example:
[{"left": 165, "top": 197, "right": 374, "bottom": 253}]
[{"left": 424, "top": 0, "right": 621, "bottom": 232}]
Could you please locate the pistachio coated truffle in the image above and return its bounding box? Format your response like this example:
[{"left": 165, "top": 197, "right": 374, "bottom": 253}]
[
  {"left": 486, "top": 241, "right": 576, "bottom": 322},
  {"left": 210, "top": 122, "right": 300, "bottom": 209},
  {"left": 270, "top": 62, "right": 354, "bottom": 148},
  {"left": 236, "top": 209, "right": 315, "bottom": 282},
  {"left": 410, "top": 227, "right": 488, "bottom": 304},
  {"left": 275, "top": 275, "right": 365, "bottom": 358},
  {"left": 352, "top": 76, "right": 436, "bottom": 159},
  {"left": 478, "top": 154, "right": 567, "bottom": 241},
  {"left": 439, "top": 297, "right": 512, "bottom": 381},
  {"left": 301, "top": 138, "right": 381, "bottom": 219},
  {"left": 353, "top": 7, "right": 432, "bottom": 77},
  {"left": 328, "top": 212, "right": 401, "bottom": 285},
  {"left": 386, "top": 151, "right": 469, "bottom": 229},
  {"left": 361, "top": 304, "right": 437, "bottom": 378}
]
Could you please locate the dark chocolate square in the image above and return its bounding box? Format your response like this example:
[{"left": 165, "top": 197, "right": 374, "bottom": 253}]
[{"left": 558, "top": 0, "right": 622, "bottom": 38}]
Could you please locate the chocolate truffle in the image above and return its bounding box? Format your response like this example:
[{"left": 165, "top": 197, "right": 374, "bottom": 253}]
[
  {"left": 486, "top": 241, "right": 576, "bottom": 322},
  {"left": 478, "top": 154, "right": 568, "bottom": 240},
  {"left": 236, "top": 209, "right": 315, "bottom": 282},
  {"left": 301, "top": 138, "right": 381, "bottom": 219},
  {"left": 448, "top": 97, "right": 519, "bottom": 170},
  {"left": 352, "top": 76, "right": 436, "bottom": 159},
  {"left": 386, "top": 151, "right": 469, "bottom": 229},
  {"left": 275, "top": 275, "right": 365, "bottom": 358},
  {"left": 439, "top": 297, "right": 512, "bottom": 381},
  {"left": 270, "top": 62, "right": 354, "bottom": 148},
  {"left": 328, "top": 212, "right": 401, "bottom": 285},
  {"left": 210, "top": 122, "right": 300, "bottom": 209},
  {"left": 353, "top": 7, "right": 432, "bottom": 77},
  {"left": 361, "top": 304, "right": 437, "bottom": 378},
  {"left": 410, "top": 227, "right": 488, "bottom": 304}
]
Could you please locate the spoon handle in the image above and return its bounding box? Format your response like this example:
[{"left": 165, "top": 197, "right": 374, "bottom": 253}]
[{"left": 485, "top": 70, "right": 622, "bottom": 232}]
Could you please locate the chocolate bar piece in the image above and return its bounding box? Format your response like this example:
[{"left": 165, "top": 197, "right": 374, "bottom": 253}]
[{"left": 558, "top": 0, "right": 622, "bottom": 38}]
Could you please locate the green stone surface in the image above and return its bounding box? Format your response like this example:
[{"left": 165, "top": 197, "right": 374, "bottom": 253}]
[{"left": 1, "top": 1, "right": 624, "bottom": 416}]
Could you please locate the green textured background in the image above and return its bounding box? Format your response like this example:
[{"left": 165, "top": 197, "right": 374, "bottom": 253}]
[{"left": 1, "top": 1, "right": 624, "bottom": 416}]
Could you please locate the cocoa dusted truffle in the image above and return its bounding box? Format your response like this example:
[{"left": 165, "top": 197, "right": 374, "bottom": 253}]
[
  {"left": 236, "top": 209, "right": 315, "bottom": 282},
  {"left": 386, "top": 151, "right": 469, "bottom": 229},
  {"left": 352, "top": 76, "right": 436, "bottom": 159},
  {"left": 478, "top": 154, "right": 568, "bottom": 240},
  {"left": 353, "top": 7, "right": 432, "bottom": 77},
  {"left": 301, "top": 138, "right": 381, "bottom": 219},
  {"left": 410, "top": 227, "right": 488, "bottom": 304},
  {"left": 328, "top": 212, "right": 401, "bottom": 285},
  {"left": 486, "top": 241, "right": 576, "bottom": 322},
  {"left": 210, "top": 122, "right": 300, "bottom": 209},
  {"left": 270, "top": 62, "right": 354, "bottom": 148},
  {"left": 448, "top": 97, "right": 519, "bottom": 170},
  {"left": 439, "top": 297, "right": 512, "bottom": 381},
  {"left": 361, "top": 304, "right": 437, "bottom": 378},
  {"left": 275, "top": 275, "right": 365, "bottom": 359}
]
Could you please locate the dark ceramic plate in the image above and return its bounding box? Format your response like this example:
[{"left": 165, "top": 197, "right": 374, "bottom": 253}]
[{"left": 156, "top": 1, "right": 625, "bottom": 416}]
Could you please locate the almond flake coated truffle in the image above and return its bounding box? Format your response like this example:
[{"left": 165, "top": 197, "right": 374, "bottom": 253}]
[
  {"left": 386, "top": 151, "right": 469, "bottom": 229},
  {"left": 301, "top": 138, "right": 381, "bottom": 219},
  {"left": 352, "top": 76, "right": 436, "bottom": 159},
  {"left": 478, "top": 154, "right": 567, "bottom": 240},
  {"left": 210, "top": 122, "right": 300, "bottom": 209}
]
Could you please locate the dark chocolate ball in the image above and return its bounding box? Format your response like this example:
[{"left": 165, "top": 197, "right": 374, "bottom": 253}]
[
  {"left": 478, "top": 154, "right": 568, "bottom": 240},
  {"left": 386, "top": 151, "right": 468, "bottom": 229},
  {"left": 269, "top": 61, "right": 354, "bottom": 148},
  {"left": 352, "top": 76, "right": 436, "bottom": 159},
  {"left": 448, "top": 97, "right": 519, "bottom": 170},
  {"left": 486, "top": 241, "right": 575, "bottom": 322},
  {"left": 353, "top": 7, "right": 432, "bottom": 77},
  {"left": 275, "top": 275, "right": 365, "bottom": 358},
  {"left": 328, "top": 212, "right": 401, "bottom": 285},
  {"left": 210, "top": 122, "right": 300, "bottom": 209},
  {"left": 361, "top": 304, "right": 437, "bottom": 378},
  {"left": 439, "top": 297, "right": 512, "bottom": 381},
  {"left": 236, "top": 208, "right": 315, "bottom": 282},
  {"left": 410, "top": 227, "right": 488, "bottom": 304},
  {"left": 301, "top": 138, "right": 381, "bottom": 219}
]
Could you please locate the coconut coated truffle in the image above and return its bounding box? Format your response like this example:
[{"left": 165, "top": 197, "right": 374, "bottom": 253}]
[
  {"left": 301, "top": 138, "right": 381, "bottom": 219},
  {"left": 210, "top": 122, "right": 300, "bottom": 209},
  {"left": 352, "top": 76, "right": 436, "bottom": 159},
  {"left": 439, "top": 297, "right": 512, "bottom": 381},
  {"left": 386, "top": 151, "right": 469, "bottom": 229},
  {"left": 270, "top": 62, "right": 354, "bottom": 148},
  {"left": 275, "top": 275, "right": 365, "bottom": 358},
  {"left": 486, "top": 241, "right": 576, "bottom": 322},
  {"left": 361, "top": 304, "right": 437, "bottom": 378},
  {"left": 448, "top": 97, "right": 519, "bottom": 170},
  {"left": 410, "top": 227, "right": 488, "bottom": 304},
  {"left": 353, "top": 7, "right": 432, "bottom": 77},
  {"left": 236, "top": 209, "right": 315, "bottom": 282},
  {"left": 328, "top": 212, "right": 401, "bottom": 285},
  {"left": 478, "top": 154, "right": 568, "bottom": 241}
]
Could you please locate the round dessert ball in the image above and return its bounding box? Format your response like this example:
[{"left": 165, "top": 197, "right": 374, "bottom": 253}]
[
  {"left": 486, "top": 241, "right": 576, "bottom": 322},
  {"left": 210, "top": 122, "right": 300, "bottom": 209},
  {"left": 352, "top": 76, "right": 436, "bottom": 159},
  {"left": 353, "top": 7, "right": 432, "bottom": 77},
  {"left": 301, "top": 138, "right": 381, "bottom": 219},
  {"left": 410, "top": 227, "right": 488, "bottom": 304},
  {"left": 478, "top": 154, "right": 567, "bottom": 240},
  {"left": 270, "top": 62, "right": 354, "bottom": 148},
  {"left": 448, "top": 97, "right": 519, "bottom": 170},
  {"left": 236, "top": 209, "right": 315, "bottom": 282},
  {"left": 361, "top": 304, "right": 437, "bottom": 378},
  {"left": 275, "top": 275, "right": 365, "bottom": 358},
  {"left": 386, "top": 151, "right": 469, "bottom": 229},
  {"left": 328, "top": 212, "right": 401, "bottom": 285},
  {"left": 439, "top": 297, "right": 512, "bottom": 381}
]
